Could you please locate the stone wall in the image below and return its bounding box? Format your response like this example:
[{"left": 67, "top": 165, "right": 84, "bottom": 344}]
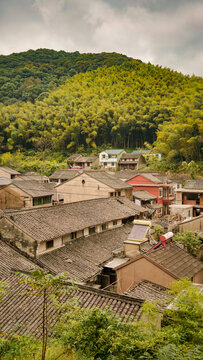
[{"left": 0, "top": 217, "right": 37, "bottom": 257}]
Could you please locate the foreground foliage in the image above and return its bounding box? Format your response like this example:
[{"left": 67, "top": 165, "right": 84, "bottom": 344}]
[
  {"left": 174, "top": 232, "right": 202, "bottom": 256},
  {"left": 1, "top": 278, "right": 201, "bottom": 360}
]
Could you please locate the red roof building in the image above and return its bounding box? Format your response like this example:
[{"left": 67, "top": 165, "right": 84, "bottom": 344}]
[{"left": 126, "top": 173, "right": 174, "bottom": 215}]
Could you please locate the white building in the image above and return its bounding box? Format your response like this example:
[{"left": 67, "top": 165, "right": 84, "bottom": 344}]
[{"left": 99, "top": 149, "right": 125, "bottom": 169}]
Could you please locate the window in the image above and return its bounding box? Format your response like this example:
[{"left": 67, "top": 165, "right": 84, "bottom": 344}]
[
  {"left": 89, "top": 226, "right": 96, "bottom": 234},
  {"left": 113, "top": 220, "right": 117, "bottom": 226},
  {"left": 158, "top": 188, "right": 163, "bottom": 198},
  {"left": 117, "top": 191, "right": 121, "bottom": 196},
  {"left": 102, "top": 223, "right": 107, "bottom": 231},
  {"left": 33, "top": 196, "right": 52, "bottom": 206},
  {"left": 71, "top": 232, "right": 77, "bottom": 240},
  {"left": 102, "top": 154, "right": 106, "bottom": 159},
  {"left": 111, "top": 162, "right": 115, "bottom": 167},
  {"left": 46, "top": 240, "right": 54, "bottom": 249},
  {"left": 110, "top": 192, "right": 114, "bottom": 197}
]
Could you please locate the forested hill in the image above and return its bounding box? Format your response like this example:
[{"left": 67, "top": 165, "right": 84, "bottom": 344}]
[
  {"left": 0, "top": 49, "right": 202, "bottom": 166},
  {"left": 0, "top": 49, "right": 132, "bottom": 105}
]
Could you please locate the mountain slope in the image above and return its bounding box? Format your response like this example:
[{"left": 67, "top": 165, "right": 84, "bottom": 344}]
[{"left": 0, "top": 51, "right": 202, "bottom": 164}]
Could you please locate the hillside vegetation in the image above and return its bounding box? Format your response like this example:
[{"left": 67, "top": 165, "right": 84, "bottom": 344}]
[{"left": 0, "top": 49, "right": 202, "bottom": 170}]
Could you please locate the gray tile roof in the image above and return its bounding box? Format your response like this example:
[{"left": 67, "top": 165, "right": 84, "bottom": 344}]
[
  {"left": 0, "top": 274, "right": 143, "bottom": 337},
  {"left": 0, "top": 166, "right": 20, "bottom": 175},
  {"left": 114, "top": 170, "right": 138, "bottom": 180},
  {"left": 5, "top": 197, "right": 143, "bottom": 243},
  {"left": 16, "top": 175, "right": 49, "bottom": 181},
  {"left": 84, "top": 171, "right": 133, "bottom": 190},
  {"left": 49, "top": 169, "right": 80, "bottom": 180},
  {"left": 12, "top": 180, "right": 55, "bottom": 197},
  {"left": 125, "top": 280, "right": 170, "bottom": 303},
  {"left": 133, "top": 190, "right": 157, "bottom": 201},
  {"left": 0, "top": 177, "right": 12, "bottom": 186},
  {"left": 0, "top": 239, "right": 43, "bottom": 280},
  {"left": 39, "top": 224, "right": 133, "bottom": 281},
  {"left": 147, "top": 244, "right": 203, "bottom": 279},
  {"left": 184, "top": 180, "right": 203, "bottom": 190}
]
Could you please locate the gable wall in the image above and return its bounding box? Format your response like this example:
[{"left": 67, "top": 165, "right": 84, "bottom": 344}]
[
  {"left": 0, "top": 218, "right": 37, "bottom": 257},
  {"left": 116, "top": 257, "right": 175, "bottom": 294},
  {"left": 0, "top": 186, "right": 30, "bottom": 209},
  {"left": 56, "top": 173, "right": 115, "bottom": 203}
]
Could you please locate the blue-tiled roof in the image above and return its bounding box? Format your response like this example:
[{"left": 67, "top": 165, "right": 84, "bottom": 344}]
[{"left": 105, "top": 149, "right": 124, "bottom": 154}]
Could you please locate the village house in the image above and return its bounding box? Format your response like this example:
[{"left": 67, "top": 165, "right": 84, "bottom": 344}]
[
  {"left": 0, "top": 180, "right": 55, "bottom": 209},
  {"left": 49, "top": 169, "right": 80, "bottom": 184},
  {"left": 67, "top": 154, "right": 98, "bottom": 169},
  {"left": 132, "top": 190, "right": 161, "bottom": 217},
  {"left": 0, "top": 196, "right": 145, "bottom": 261},
  {"left": 118, "top": 153, "right": 146, "bottom": 170},
  {"left": 114, "top": 242, "right": 203, "bottom": 293},
  {"left": 0, "top": 237, "right": 144, "bottom": 337},
  {"left": 175, "top": 180, "right": 203, "bottom": 217},
  {"left": 99, "top": 149, "right": 125, "bottom": 169},
  {"left": 0, "top": 166, "right": 20, "bottom": 179},
  {"left": 126, "top": 173, "right": 175, "bottom": 215},
  {"left": 55, "top": 171, "right": 133, "bottom": 204}
]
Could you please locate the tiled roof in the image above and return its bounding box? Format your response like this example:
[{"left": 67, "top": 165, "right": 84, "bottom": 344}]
[
  {"left": 114, "top": 170, "right": 138, "bottom": 180},
  {"left": 0, "top": 239, "right": 43, "bottom": 280},
  {"left": 104, "top": 149, "right": 124, "bottom": 154},
  {"left": 0, "top": 166, "right": 20, "bottom": 175},
  {"left": 16, "top": 175, "right": 49, "bottom": 181},
  {"left": 137, "top": 173, "right": 162, "bottom": 184},
  {"left": 49, "top": 169, "right": 80, "bottom": 180},
  {"left": 120, "top": 153, "right": 141, "bottom": 160},
  {"left": 184, "top": 180, "right": 203, "bottom": 190},
  {"left": 133, "top": 190, "right": 157, "bottom": 201},
  {"left": 147, "top": 244, "right": 203, "bottom": 279},
  {"left": 67, "top": 154, "right": 81, "bottom": 161},
  {"left": 5, "top": 197, "right": 143, "bottom": 243},
  {"left": 125, "top": 280, "right": 170, "bottom": 303},
  {"left": 84, "top": 171, "right": 133, "bottom": 190},
  {"left": 39, "top": 224, "right": 133, "bottom": 281},
  {"left": 0, "top": 274, "right": 143, "bottom": 337},
  {"left": 75, "top": 156, "right": 97, "bottom": 163},
  {"left": 11, "top": 180, "right": 55, "bottom": 197},
  {"left": 132, "top": 150, "right": 151, "bottom": 154},
  {"left": 0, "top": 177, "right": 12, "bottom": 186}
]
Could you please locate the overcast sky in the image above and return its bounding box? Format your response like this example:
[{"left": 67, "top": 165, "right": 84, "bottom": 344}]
[{"left": 0, "top": 0, "right": 202, "bottom": 76}]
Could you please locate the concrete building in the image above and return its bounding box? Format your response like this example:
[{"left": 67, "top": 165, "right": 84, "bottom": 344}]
[
  {"left": 176, "top": 180, "right": 203, "bottom": 217},
  {"left": 126, "top": 173, "right": 174, "bottom": 215},
  {"left": 99, "top": 149, "right": 125, "bottom": 169}
]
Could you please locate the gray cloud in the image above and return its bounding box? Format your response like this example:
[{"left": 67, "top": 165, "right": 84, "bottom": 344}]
[{"left": 0, "top": 0, "right": 202, "bottom": 76}]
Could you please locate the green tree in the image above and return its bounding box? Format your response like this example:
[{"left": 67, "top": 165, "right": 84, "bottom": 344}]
[
  {"left": 173, "top": 232, "right": 201, "bottom": 256},
  {"left": 17, "top": 269, "right": 70, "bottom": 360}
]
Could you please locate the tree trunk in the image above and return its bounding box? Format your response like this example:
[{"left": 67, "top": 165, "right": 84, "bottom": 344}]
[{"left": 41, "top": 288, "right": 48, "bottom": 360}]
